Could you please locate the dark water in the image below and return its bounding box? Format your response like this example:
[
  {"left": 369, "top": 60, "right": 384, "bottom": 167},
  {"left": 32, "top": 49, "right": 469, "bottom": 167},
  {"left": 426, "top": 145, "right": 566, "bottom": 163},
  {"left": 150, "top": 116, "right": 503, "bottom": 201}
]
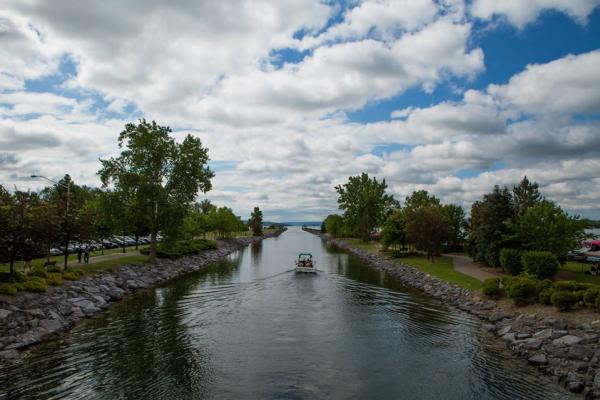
[{"left": 0, "top": 228, "right": 571, "bottom": 399}]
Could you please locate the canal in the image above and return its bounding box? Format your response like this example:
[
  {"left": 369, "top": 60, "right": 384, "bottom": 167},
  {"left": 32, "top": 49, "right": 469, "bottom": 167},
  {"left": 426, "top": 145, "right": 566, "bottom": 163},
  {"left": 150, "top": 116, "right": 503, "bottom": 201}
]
[{"left": 0, "top": 228, "right": 571, "bottom": 399}]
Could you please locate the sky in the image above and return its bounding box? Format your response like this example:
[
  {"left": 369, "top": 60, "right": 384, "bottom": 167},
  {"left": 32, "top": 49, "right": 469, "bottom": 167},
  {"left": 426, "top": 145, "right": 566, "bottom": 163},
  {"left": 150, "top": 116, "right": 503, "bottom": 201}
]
[{"left": 1, "top": 0, "right": 600, "bottom": 221}]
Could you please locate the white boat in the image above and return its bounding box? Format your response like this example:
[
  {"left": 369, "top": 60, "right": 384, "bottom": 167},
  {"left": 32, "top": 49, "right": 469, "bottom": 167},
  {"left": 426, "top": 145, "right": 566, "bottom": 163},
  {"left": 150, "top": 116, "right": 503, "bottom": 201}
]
[{"left": 295, "top": 253, "right": 317, "bottom": 273}]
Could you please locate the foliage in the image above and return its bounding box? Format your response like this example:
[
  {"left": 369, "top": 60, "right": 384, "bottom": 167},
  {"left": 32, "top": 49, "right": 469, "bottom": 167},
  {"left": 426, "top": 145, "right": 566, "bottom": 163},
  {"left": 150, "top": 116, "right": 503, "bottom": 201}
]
[
  {"left": 335, "top": 173, "right": 397, "bottom": 241},
  {"left": 380, "top": 209, "right": 406, "bottom": 251},
  {"left": 63, "top": 271, "right": 80, "bottom": 281},
  {"left": 482, "top": 278, "right": 503, "bottom": 299},
  {"left": 402, "top": 190, "right": 441, "bottom": 217},
  {"left": 323, "top": 214, "right": 345, "bottom": 237},
  {"left": 499, "top": 248, "right": 523, "bottom": 275},
  {"left": 248, "top": 206, "right": 263, "bottom": 236},
  {"left": 468, "top": 185, "right": 515, "bottom": 267},
  {"left": 538, "top": 288, "right": 553, "bottom": 305},
  {"left": 551, "top": 291, "right": 578, "bottom": 311},
  {"left": 405, "top": 206, "right": 450, "bottom": 261},
  {"left": 99, "top": 119, "right": 214, "bottom": 263},
  {"left": 0, "top": 283, "right": 17, "bottom": 295},
  {"left": 46, "top": 272, "right": 63, "bottom": 286},
  {"left": 583, "top": 288, "right": 600, "bottom": 307},
  {"left": 141, "top": 239, "right": 218, "bottom": 259},
  {"left": 505, "top": 275, "right": 539, "bottom": 306},
  {"left": 511, "top": 200, "right": 587, "bottom": 262},
  {"left": 28, "top": 266, "right": 48, "bottom": 279},
  {"left": 442, "top": 203, "right": 467, "bottom": 251},
  {"left": 513, "top": 176, "right": 542, "bottom": 216},
  {"left": 24, "top": 277, "right": 48, "bottom": 293},
  {"left": 521, "top": 250, "right": 560, "bottom": 279}
]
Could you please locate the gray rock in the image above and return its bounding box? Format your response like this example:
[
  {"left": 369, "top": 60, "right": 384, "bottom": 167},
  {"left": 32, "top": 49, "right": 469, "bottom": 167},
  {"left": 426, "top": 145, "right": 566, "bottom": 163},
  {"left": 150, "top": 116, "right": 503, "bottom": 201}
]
[
  {"left": 501, "top": 333, "right": 516, "bottom": 343},
  {"left": 533, "top": 328, "right": 553, "bottom": 340},
  {"left": 0, "top": 309, "right": 12, "bottom": 319},
  {"left": 553, "top": 335, "right": 583, "bottom": 346},
  {"left": 39, "top": 319, "right": 62, "bottom": 333},
  {"left": 568, "top": 345, "right": 591, "bottom": 361},
  {"left": 528, "top": 353, "right": 548, "bottom": 365},
  {"left": 568, "top": 380, "right": 585, "bottom": 393},
  {"left": 498, "top": 325, "right": 512, "bottom": 336},
  {"left": 594, "top": 371, "right": 600, "bottom": 391},
  {"left": 24, "top": 308, "right": 45, "bottom": 318},
  {"left": 523, "top": 338, "right": 543, "bottom": 350},
  {"left": 515, "top": 333, "right": 531, "bottom": 340},
  {"left": 489, "top": 311, "right": 510, "bottom": 323},
  {"left": 0, "top": 349, "right": 19, "bottom": 360}
]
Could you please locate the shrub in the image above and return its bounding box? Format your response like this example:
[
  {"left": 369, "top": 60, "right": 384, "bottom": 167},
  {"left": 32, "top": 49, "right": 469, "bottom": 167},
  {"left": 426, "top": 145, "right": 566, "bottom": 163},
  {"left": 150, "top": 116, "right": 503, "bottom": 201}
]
[
  {"left": 506, "top": 275, "right": 539, "bottom": 306},
  {"left": 47, "top": 266, "right": 62, "bottom": 273},
  {"left": 46, "top": 273, "right": 63, "bottom": 286},
  {"left": 24, "top": 277, "right": 48, "bottom": 293},
  {"left": 13, "top": 282, "right": 24, "bottom": 292},
  {"left": 0, "top": 283, "right": 18, "bottom": 296},
  {"left": 521, "top": 251, "right": 560, "bottom": 280},
  {"left": 482, "top": 278, "right": 504, "bottom": 299},
  {"left": 551, "top": 290, "right": 578, "bottom": 311},
  {"left": 63, "top": 271, "right": 80, "bottom": 281},
  {"left": 144, "top": 239, "right": 219, "bottom": 259},
  {"left": 28, "top": 266, "right": 48, "bottom": 279},
  {"left": 585, "top": 288, "right": 600, "bottom": 307},
  {"left": 538, "top": 288, "right": 554, "bottom": 305},
  {"left": 499, "top": 248, "right": 523, "bottom": 275}
]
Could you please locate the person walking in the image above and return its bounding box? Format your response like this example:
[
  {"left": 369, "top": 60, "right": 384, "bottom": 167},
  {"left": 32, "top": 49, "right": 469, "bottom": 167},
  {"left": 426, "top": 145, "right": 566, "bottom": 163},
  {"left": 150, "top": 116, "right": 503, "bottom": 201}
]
[
  {"left": 77, "top": 247, "right": 83, "bottom": 264},
  {"left": 83, "top": 246, "right": 90, "bottom": 264}
]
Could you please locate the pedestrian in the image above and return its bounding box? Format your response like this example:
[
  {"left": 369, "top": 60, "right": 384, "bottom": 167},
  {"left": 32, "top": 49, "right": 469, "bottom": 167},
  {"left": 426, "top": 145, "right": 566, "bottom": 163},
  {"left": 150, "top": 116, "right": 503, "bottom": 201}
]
[
  {"left": 77, "top": 247, "right": 83, "bottom": 264},
  {"left": 84, "top": 246, "right": 90, "bottom": 264}
]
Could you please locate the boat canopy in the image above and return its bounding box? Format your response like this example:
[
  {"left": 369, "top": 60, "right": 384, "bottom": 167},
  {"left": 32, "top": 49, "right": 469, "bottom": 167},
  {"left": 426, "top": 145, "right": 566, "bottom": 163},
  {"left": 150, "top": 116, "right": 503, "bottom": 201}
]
[{"left": 298, "top": 253, "right": 313, "bottom": 260}]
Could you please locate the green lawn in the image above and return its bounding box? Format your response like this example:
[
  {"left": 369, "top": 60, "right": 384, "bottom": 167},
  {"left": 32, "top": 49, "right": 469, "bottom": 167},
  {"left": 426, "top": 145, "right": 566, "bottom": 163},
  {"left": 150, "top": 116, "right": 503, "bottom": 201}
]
[
  {"left": 76, "top": 255, "right": 149, "bottom": 275},
  {"left": 398, "top": 255, "right": 483, "bottom": 291},
  {"left": 557, "top": 261, "right": 600, "bottom": 285},
  {"left": 347, "top": 238, "right": 381, "bottom": 253}
]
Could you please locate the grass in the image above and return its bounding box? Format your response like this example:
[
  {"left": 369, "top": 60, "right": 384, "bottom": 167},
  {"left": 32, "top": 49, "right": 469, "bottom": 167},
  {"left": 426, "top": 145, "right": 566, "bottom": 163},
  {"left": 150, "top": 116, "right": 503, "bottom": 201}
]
[
  {"left": 556, "top": 261, "right": 600, "bottom": 286},
  {"left": 398, "top": 255, "right": 483, "bottom": 291},
  {"left": 347, "top": 238, "right": 381, "bottom": 253},
  {"left": 76, "top": 255, "right": 149, "bottom": 274}
]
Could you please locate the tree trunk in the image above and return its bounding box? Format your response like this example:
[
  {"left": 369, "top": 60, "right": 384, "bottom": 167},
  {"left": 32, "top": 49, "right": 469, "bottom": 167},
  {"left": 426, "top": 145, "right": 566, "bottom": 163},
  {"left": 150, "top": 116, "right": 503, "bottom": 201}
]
[
  {"left": 101, "top": 237, "right": 104, "bottom": 255},
  {"left": 9, "top": 259, "right": 14, "bottom": 275},
  {"left": 149, "top": 231, "right": 157, "bottom": 264},
  {"left": 135, "top": 233, "right": 139, "bottom": 250}
]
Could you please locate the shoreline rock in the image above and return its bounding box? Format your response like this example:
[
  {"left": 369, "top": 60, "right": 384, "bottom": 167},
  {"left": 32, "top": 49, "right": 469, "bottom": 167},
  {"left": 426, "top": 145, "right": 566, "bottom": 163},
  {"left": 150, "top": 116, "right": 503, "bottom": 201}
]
[
  {"left": 0, "top": 229, "right": 285, "bottom": 359},
  {"left": 304, "top": 228, "right": 600, "bottom": 398}
]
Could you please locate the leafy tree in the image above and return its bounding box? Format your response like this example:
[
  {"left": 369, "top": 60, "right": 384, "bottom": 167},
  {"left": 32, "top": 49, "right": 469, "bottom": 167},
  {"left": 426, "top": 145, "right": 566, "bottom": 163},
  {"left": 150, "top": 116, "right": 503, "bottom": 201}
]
[
  {"left": 405, "top": 206, "right": 450, "bottom": 262},
  {"left": 468, "top": 185, "right": 515, "bottom": 266},
  {"left": 513, "top": 176, "right": 542, "bottom": 216},
  {"left": 442, "top": 203, "right": 467, "bottom": 251},
  {"left": 99, "top": 119, "right": 214, "bottom": 263},
  {"left": 380, "top": 209, "right": 406, "bottom": 251},
  {"left": 403, "top": 190, "right": 441, "bottom": 217},
  {"left": 335, "top": 173, "right": 396, "bottom": 241},
  {"left": 198, "top": 199, "right": 216, "bottom": 214},
  {"left": 323, "top": 214, "right": 345, "bottom": 237},
  {"left": 210, "top": 206, "right": 245, "bottom": 238},
  {"left": 512, "top": 200, "right": 587, "bottom": 262},
  {"left": 248, "top": 206, "right": 263, "bottom": 236},
  {"left": 30, "top": 201, "right": 60, "bottom": 261}
]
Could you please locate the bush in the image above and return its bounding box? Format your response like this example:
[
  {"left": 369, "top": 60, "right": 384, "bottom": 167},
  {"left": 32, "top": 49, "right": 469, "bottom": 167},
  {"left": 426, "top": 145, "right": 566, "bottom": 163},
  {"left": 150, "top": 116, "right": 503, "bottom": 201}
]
[
  {"left": 499, "top": 248, "right": 523, "bottom": 275},
  {"left": 47, "top": 266, "right": 62, "bottom": 273},
  {"left": 46, "top": 273, "right": 63, "bottom": 286},
  {"left": 506, "top": 275, "right": 539, "bottom": 306},
  {"left": 551, "top": 290, "right": 578, "bottom": 311},
  {"left": 585, "top": 288, "right": 600, "bottom": 307},
  {"left": 482, "top": 278, "right": 504, "bottom": 299},
  {"left": 142, "top": 239, "right": 218, "bottom": 259},
  {"left": 27, "top": 266, "right": 48, "bottom": 279},
  {"left": 63, "top": 271, "right": 80, "bottom": 281},
  {"left": 24, "top": 277, "right": 48, "bottom": 293},
  {"left": 13, "top": 282, "right": 24, "bottom": 292},
  {"left": 0, "top": 283, "right": 18, "bottom": 295},
  {"left": 538, "top": 288, "right": 553, "bottom": 305},
  {"left": 521, "top": 251, "right": 560, "bottom": 280}
]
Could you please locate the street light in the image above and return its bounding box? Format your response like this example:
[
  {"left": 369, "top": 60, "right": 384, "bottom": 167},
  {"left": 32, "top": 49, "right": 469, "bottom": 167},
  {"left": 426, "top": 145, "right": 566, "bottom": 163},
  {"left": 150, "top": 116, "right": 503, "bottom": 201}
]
[{"left": 30, "top": 174, "right": 71, "bottom": 270}]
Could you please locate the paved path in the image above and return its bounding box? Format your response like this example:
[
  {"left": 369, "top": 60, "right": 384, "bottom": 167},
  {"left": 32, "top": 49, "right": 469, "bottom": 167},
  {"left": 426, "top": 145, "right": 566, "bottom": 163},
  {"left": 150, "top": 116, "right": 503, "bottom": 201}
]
[
  {"left": 67, "top": 251, "right": 142, "bottom": 268},
  {"left": 446, "top": 254, "right": 504, "bottom": 282}
]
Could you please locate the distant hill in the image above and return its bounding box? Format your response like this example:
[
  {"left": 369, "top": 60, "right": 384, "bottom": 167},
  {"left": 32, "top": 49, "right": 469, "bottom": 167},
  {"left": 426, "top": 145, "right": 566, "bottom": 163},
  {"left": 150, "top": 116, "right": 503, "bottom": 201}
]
[{"left": 263, "top": 221, "right": 322, "bottom": 227}]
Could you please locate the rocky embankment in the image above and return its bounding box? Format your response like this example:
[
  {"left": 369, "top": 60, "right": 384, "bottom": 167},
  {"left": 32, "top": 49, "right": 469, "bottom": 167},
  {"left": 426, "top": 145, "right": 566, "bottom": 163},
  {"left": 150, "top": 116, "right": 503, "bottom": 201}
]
[
  {"left": 0, "top": 229, "right": 285, "bottom": 360},
  {"left": 304, "top": 228, "right": 600, "bottom": 398}
]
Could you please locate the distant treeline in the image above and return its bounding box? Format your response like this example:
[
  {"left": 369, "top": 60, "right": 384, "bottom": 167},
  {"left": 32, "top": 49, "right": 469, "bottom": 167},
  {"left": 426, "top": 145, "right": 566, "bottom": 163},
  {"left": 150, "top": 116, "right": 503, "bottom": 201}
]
[{"left": 584, "top": 219, "right": 600, "bottom": 229}]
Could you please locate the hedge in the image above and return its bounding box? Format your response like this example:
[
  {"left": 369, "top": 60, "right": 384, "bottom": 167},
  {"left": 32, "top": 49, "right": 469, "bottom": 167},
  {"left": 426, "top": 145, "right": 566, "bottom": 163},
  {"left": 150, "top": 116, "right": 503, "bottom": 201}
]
[
  {"left": 499, "top": 248, "right": 523, "bottom": 275},
  {"left": 521, "top": 251, "right": 560, "bottom": 280}
]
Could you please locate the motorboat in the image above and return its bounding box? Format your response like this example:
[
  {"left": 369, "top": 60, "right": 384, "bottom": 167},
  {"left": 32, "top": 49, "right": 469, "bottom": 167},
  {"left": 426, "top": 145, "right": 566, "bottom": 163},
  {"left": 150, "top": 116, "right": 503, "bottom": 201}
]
[{"left": 295, "top": 253, "right": 317, "bottom": 273}]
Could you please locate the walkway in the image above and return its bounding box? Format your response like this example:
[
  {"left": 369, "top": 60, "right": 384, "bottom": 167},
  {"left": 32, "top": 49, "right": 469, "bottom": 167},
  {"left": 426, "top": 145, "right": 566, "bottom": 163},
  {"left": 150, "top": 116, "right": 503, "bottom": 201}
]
[
  {"left": 446, "top": 254, "right": 504, "bottom": 282},
  {"left": 66, "top": 251, "right": 142, "bottom": 268}
]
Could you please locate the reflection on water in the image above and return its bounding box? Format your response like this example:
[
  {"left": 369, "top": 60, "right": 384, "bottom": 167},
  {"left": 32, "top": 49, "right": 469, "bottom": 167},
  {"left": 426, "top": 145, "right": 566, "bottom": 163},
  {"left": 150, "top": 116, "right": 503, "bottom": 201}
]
[{"left": 0, "top": 228, "right": 571, "bottom": 399}]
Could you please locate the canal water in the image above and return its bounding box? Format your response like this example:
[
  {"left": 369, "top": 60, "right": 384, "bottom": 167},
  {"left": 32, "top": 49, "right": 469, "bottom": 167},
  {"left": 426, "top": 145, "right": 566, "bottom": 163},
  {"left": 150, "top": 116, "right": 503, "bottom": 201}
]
[{"left": 0, "top": 228, "right": 571, "bottom": 399}]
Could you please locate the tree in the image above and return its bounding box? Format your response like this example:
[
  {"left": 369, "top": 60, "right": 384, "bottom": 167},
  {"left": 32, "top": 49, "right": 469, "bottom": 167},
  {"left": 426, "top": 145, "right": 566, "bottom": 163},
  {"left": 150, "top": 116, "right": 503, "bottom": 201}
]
[
  {"left": 468, "top": 186, "right": 515, "bottom": 266},
  {"left": 323, "top": 214, "right": 345, "bottom": 237},
  {"left": 442, "top": 204, "right": 467, "bottom": 251},
  {"left": 248, "top": 206, "right": 263, "bottom": 236},
  {"left": 403, "top": 190, "right": 441, "bottom": 217},
  {"left": 30, "top": 200, "right": 60, "bottom": 262},
  {"left": 513, "top": 176, "right": 542, "bottom": 216},
  {"left": 99, "top": 119, "right": 214, "bottom": 263},
  {"left": 405, "top": 206, "right": 450, "bottom": 262},
  {"left": 335, "top": 173, "right": 396, "bottom": 241},
  {"left": 512, "top": 200, "right": 587, "bottom": 262},
  {"left": 380, "top": 209, "right": 406, "bottom": 251}
]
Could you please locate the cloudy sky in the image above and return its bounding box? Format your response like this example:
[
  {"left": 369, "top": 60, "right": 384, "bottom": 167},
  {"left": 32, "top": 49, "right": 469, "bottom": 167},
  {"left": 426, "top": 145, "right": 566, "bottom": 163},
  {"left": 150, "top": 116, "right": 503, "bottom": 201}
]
[{"left": 1, "top": 0, "right": 600, "bottom": 221}]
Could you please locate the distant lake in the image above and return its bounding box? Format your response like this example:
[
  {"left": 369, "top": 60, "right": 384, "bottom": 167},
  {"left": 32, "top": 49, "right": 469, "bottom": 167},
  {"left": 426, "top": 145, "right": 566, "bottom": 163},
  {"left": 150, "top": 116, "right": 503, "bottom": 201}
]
[{"left": 587, "top": 229, "right": 600, "bottom": 238}]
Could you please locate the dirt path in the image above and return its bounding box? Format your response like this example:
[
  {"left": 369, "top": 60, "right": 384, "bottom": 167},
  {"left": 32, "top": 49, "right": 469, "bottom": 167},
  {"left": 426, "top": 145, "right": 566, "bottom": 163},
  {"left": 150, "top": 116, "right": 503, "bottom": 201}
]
[{"left": 446, "top": 254, "right": 504, "bottom": 282}]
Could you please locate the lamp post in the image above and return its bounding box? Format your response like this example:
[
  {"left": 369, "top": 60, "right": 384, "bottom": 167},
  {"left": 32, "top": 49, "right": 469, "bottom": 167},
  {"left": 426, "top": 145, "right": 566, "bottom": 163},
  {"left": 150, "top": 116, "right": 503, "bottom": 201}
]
[{"left": 31, "top": 175, "right": 71, "bottom": 270}]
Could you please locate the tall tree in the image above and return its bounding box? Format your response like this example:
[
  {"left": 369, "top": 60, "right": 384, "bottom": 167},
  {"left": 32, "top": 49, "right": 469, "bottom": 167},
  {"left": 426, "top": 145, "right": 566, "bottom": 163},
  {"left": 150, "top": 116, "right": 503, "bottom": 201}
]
[
  {"left": 380, "top": 209, "right": 407, "bottom": 251},
  {"left": 248, "top": 206, "right": 263, "bottom": 236},
  {"left": 99, "top": 119, "right": 214, "bottom": 263},
  {"left": 323, "top": 214, "right": 345, "bottom": 237},
  {"left": 442, "top": 203, "right": 467, "bottom": 251},
  {"left": 513, "top": 176, "right": 542, "bottom": 216},
  {"left": 335, "top": 173, "right": 396, "bottom": 241},
  {"left": 402, "top": 190, "right": 441, "bottom": 217},
  {"left": 405, "top": 206, "right": 450, "bottom": 262}
]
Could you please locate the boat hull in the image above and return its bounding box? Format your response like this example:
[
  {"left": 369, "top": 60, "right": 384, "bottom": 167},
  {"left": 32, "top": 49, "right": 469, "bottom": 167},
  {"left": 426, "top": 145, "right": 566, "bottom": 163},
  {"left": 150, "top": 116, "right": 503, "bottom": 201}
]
[{"left": 295, "top": 267, "right": 317, "bottom": 273}]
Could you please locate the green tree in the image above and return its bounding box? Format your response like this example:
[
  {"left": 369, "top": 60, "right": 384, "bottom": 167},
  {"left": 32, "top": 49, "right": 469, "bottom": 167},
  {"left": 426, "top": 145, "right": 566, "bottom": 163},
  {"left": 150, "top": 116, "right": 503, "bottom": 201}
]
[
  {"left": 403, "top": 190, "right": 441, "bottom": 217},
  {"left": 405, "top": 206, "right": 450, "bottom": 262},
  {"left": 512, "top": 200, "right": 587, "bottom": 262},
  {"left": 442, "top": 204, "right": 467, "bottom": 251},
  {"left": 99, "top": 119, "right": 214, "bottom": 263},
  {"left": 248, "top": 206, "right": 263, "bottom": 236},
  {"left": 468, "top": 186, "right": 515, "bottom": 266},
  {"left": 513, "top": 176, "right": 542, "bottom": 216},
  {"left": 323, "top": 214, "right": 345, "bottom": 237},
  {"left": 335, "top": 173, "right": 396, "bottom": 241},
  {"left": 380, "top": 209, "right": 406, "bottom": 251}
]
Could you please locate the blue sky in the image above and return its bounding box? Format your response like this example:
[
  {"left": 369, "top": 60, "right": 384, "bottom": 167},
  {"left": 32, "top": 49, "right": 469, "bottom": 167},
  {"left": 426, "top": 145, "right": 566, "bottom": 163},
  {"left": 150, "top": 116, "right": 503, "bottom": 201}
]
[{"left": 1, "top": 1, "right": 600, "bottom": 220}]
